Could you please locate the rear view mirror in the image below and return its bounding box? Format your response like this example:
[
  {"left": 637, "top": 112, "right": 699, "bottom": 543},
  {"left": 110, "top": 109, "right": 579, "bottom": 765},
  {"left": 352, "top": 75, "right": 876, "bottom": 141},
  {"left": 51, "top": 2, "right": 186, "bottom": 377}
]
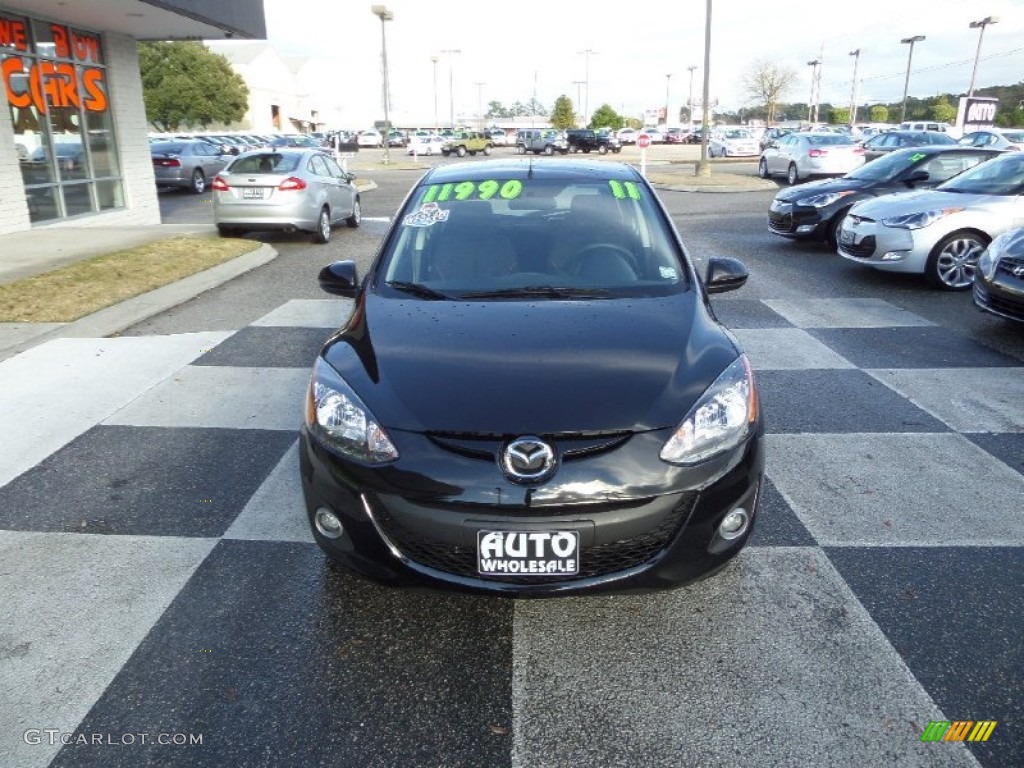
[
  {"left": 902, "top": 170, "right": 929, "bottom": 186},
  {"left": 318, "top": 261, "right": 359, "bottom": 296},
  {"left": 705, "top": 257, "right": 749, "bottom": 294}
]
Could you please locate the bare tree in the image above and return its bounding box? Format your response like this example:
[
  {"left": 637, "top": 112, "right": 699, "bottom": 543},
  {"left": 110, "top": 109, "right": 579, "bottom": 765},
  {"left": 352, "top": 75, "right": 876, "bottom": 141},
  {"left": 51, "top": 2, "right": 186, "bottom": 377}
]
[{"left": 741, "top": 59, "right": 797, "bottom": 125}]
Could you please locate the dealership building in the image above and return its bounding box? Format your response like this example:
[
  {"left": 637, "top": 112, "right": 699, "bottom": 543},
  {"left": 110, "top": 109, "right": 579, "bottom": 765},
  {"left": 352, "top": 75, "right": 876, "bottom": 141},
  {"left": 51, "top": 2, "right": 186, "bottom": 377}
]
[{"left": 0, "top": 1, "right": 265, "bottom": 236}]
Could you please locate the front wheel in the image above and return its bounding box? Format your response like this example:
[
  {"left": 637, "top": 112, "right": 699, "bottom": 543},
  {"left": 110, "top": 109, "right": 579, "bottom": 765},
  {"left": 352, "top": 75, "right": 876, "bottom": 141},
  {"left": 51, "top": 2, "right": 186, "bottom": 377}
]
[
  {"left": 456, "top": 146, "right": 467, "bottom": 157},
  {"left": 516, "top": 145, "right": 526, "bottom": 154},
  {"left": 190, "top": 169, "right": 206, "bottom": 194},
  {"left": 598, "top": 145, "right": 608, "bottom": 155},
  {"left": 787, "top": 163, "right": 799, "bottom": 186},
  {"left": 483, "top": 145, "right": 492, "bottom": 156},
  {"left": 544, "top": 145, "right": 554, "bottom": 156},
  {"left": 312, "top": 207, "right": 331, "bottom": 244},
  {"left": 925, "top": 231, "right": 987, "bottom": 290},
  {"left": 758, "top": 158, "right": 769, "bottom": 179},
  {"left": 346, "top": 197, "right": 361, "bottom": 228},
  {"left": 827, "top": 208, "right": 851, "bottom": 248}
]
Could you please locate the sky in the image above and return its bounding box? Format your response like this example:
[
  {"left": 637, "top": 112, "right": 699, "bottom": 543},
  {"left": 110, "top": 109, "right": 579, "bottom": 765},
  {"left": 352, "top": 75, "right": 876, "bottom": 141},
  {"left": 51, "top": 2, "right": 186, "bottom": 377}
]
[{"left": 256, "top": 0, "right": 1024, "bottom": 126}]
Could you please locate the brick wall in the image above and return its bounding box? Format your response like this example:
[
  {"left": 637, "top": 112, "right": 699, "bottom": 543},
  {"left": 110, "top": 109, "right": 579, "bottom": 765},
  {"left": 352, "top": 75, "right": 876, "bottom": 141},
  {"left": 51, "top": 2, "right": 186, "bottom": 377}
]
[{"left": 0, "top": 95, "right": 31, "bottom": 235}]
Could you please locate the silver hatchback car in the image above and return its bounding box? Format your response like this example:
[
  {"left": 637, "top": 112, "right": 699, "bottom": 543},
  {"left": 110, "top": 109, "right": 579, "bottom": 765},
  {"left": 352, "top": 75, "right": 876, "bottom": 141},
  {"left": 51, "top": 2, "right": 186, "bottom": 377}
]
[{"left": 212, "top": 149, "right": 361, "bottom": 243}]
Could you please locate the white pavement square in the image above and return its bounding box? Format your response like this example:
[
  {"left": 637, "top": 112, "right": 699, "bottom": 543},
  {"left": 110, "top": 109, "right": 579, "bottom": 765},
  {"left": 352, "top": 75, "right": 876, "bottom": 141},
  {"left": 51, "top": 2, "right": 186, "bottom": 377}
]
[
  {"left": 249, "top": 299, "right": 354, "bottom": 328},
  {"left": 767, "top": 433, "right": 1024, "bottom": 546},
  {"left": 512, "top": 548, "right": 978, "bottom": 768},
  {"left": 0, "top": 333, "right": 231, "bottom": 487},
  {"left": 104, "top": 366, "right": 311, "bottom": 431},
  {"left": 732, "top": 328, "right": 855, "bottom": 369},
  {"left": 763, "top": 298, "right": 934, "bottom": 328},
  {"left": 223, "top": 441, "right": 313, "bottom": 542},
  {"left": 868, "top": 367, "right": 1024, "bottom": 433},
  {"left": 0, "top": 531, "right": 216, "bottom": 768}
]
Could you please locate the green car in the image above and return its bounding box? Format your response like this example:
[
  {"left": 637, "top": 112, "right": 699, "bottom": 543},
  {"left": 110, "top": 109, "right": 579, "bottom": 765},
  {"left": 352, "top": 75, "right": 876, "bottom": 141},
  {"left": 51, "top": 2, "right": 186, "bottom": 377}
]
[{"left": 441, "top": 131, "right": 494, "bottom": 157}]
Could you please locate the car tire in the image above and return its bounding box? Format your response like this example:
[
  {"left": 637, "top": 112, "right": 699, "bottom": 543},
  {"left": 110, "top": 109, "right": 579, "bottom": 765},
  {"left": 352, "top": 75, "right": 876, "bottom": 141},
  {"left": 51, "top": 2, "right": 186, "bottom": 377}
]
[
  {"left": 758, "top": 158, "right": 769, "bottom": 179},
  {"left": 598, "top": 145, "right": 608, "bottom": 155},
  {"left": 456, "top": 146, "right": 467, "bottom": 157},
  {"left": 787, "top": 163, "right": 799, "bottom": 186},
  {"left": 190, "top": 169, "right": 206, "bottom": 194},
  {"left": 483, "top": 145, "right": 492, "bottom": 156},
  {"left": 346, "top": 197, "right": 361, "bottom": 228},
  {"left": 516, "top": 145, "right": 526, "bottom": 154},
  {"left": 826, "top": 208, "right": 851, "bottom": 248},
  {"left": 442, "top": 150, "right": 451, "bottom": 157},
  {"left": 312, "top": 207, "right": 331, "bottom": 244},
  {"left": 544, "top": 145, "right": 554, "bottom": 156},
  {"left": 925, "top": 230, "right": 988, "bottom": 290}
]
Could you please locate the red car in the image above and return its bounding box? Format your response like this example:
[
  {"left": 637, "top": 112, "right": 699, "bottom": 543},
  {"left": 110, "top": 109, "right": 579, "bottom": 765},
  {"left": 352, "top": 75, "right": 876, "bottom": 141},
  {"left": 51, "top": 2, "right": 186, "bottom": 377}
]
[{"left": 664, "top": 128, "right": 690, "bottom": 144}]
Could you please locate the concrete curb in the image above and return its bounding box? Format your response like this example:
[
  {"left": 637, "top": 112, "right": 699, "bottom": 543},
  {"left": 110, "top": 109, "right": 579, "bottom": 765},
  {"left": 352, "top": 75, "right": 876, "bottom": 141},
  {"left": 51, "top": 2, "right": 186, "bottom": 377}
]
[{"left": 0, "top": 243, "right": 278, "bottom": 362}]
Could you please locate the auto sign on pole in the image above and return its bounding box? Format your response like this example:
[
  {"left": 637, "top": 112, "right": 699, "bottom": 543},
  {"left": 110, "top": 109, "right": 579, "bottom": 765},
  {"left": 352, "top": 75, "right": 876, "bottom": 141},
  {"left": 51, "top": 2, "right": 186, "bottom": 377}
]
[{"left": 637, "top": 133, "right": 651, "bottom": 177}]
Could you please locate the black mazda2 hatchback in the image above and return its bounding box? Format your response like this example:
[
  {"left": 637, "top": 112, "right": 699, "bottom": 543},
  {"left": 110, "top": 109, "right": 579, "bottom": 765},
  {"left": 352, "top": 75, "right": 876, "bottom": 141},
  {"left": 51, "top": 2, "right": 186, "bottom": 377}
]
[{"left": 299, "top": 159, "right": 764, "bottom": 595}]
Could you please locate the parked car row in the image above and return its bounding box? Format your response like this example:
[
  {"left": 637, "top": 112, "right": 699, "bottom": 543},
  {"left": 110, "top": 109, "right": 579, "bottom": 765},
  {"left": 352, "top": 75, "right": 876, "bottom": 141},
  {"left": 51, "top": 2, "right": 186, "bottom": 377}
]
[{"left": 766, "top": 144, "right": 1024, "bottom": 320}]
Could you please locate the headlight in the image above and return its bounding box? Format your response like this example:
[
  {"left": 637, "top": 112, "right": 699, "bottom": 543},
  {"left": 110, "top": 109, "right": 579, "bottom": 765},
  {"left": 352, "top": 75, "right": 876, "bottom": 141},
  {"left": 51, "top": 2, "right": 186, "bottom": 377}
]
[
  {"left": 305, "top": 357, "right": 399, "bottom": 464},
  {"left": 795, "top": 190, "right": 855, "bottom": 208},
  {"left": 978, "top": 230, "right": 1013, "bottom": 281},
  {"left": 660, "top": 355, "right": 759, "bottom": 466},
  {"left": 881, "top": 208, "right": 964, "bottom": 230}
]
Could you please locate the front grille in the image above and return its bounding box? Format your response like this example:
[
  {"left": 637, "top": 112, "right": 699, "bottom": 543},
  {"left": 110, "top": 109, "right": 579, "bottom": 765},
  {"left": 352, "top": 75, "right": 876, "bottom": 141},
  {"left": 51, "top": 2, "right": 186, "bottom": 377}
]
[
  {"left": 373, "top": 493, "right": 698, "bottom": 584},
  {"left": 839, "top": 235, "right": 876, "bottom": 258},
  {"left": 996, "top": 257, "right": 1024, "bottom": 281},
  {"left": 767, "top": 211, "right": 793, "bottom": 232},
  {"left": 976, "top": 282, "right": 1024, "bottom": 322}
]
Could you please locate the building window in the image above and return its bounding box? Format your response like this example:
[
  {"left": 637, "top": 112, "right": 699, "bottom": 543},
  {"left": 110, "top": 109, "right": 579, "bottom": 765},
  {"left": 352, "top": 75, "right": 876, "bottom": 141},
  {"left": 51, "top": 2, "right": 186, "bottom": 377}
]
[{"left": 2, "top": 9, "right": 124, "bottom": 224}]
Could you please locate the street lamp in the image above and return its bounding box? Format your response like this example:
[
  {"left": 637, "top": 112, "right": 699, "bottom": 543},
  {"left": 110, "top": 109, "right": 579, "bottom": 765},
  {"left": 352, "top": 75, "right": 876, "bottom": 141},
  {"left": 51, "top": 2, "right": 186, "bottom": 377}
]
[
  {"left": 806, "top": 59, "right": 820, "bottom": 124},
  {"left": 371, "top": 5, "right": 393, "bottom": 165},
  {"left": 578, "top": 48, "right": 597, "bottom": 125},
  {"left": 441, "top": 48, "right": 461, "bottom": 129},
  {"left": 968, "top": 16, "right": 999, "bottom": 96},
  {"left": 573, "top": 80, "right": 585, "bottom": 126},
  {"left": 474, "top": 81, "right": 486, "bottom": 130},
  {"left": 900, "top": 35, "right": 925, "bottom": 123},
  {"left": 430, "top": 55, "right": 439, "bottom": 133},
  {"left": 848, "top": 49, "right": 860, "bottom": 128},
  {"left": 664, "top": 73, "right": 672, "bottom": 127},
  {"left": 687, "top": 65, "right": 697, "bottom": 129},
  {"left": 696, "top": 0, "right": 712, "bottom": 177}
]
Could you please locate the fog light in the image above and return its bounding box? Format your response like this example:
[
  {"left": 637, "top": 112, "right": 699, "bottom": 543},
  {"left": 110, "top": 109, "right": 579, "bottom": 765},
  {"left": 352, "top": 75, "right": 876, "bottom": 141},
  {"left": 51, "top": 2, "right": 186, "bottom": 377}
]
[
  {"left": 796, "top": 224, "right": 816, "bottom": 234},
  {"left": 314, "top": 507, "right": 344, "bottom": 539},
  {"left": 718, "top": 508, "right": 749, "bottom": 540},
  {"left": 880, "top": 251, "right": 907, "bottom": 261}
]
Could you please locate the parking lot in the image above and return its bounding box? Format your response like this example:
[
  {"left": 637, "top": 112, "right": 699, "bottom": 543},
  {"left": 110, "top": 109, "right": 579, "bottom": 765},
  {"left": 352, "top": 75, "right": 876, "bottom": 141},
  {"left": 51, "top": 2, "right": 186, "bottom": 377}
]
[{"left": 1, "top": 153, "right": 1021, "bottom": 767}]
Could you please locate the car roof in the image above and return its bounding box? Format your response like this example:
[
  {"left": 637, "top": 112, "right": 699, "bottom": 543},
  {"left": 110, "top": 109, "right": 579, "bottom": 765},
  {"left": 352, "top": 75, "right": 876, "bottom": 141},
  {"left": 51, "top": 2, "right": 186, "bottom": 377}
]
[{"left": 422, "top": 158, "right": 644, "bottom": 183}]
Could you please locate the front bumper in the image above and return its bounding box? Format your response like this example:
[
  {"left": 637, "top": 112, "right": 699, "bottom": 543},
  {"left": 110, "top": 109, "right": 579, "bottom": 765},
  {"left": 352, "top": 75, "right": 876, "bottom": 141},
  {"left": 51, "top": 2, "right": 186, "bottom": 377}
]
[
  {"left": 837, "top": 217, "right": 933, "bottom": 273},
  {"left": 974, "top": 264, "right": 1024, "bottom": 323},
  {"left": 298, "top": 424, "right": 765, "bottom": 596},
  {"left": 768, "top": 200, "right": 829, "bottom": 240}
]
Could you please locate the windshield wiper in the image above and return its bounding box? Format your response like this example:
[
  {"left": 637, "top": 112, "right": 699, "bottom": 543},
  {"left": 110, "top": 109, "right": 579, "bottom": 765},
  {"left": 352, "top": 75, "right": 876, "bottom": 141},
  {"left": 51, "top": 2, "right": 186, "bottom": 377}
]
[
  {"left": 386, "top": 281, "right": 453, "bottom": 300},
  {"left": 459, "top": 285, "right": 613, "bottom": 299}
]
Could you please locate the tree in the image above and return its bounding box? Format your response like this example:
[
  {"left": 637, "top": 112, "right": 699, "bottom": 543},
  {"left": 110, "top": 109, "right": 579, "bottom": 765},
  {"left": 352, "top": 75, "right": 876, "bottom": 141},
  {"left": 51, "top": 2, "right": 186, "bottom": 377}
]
[
  {"left": 930, "top": 95, "right": 957, "bottom": 123},
  {"left": 831, "top": 107, "right": 850, "bottom": 125},
  {"left": 741, "top": 59, "right": 797, "bottom": 125},
  {"left": 550, "top": 95, "right": 576, "bottom": 129},
  {"left": 486, "top": 101, "right": 511, "bottom": 119},
  {"left": 589, "top": 104, "right": 624, "bottom": 130},
  {"left": 138, "top": 41, "right": 249, "bottom": 131},
  {"left": 869, "top": 104, "right": 889, "bottom": 123}
]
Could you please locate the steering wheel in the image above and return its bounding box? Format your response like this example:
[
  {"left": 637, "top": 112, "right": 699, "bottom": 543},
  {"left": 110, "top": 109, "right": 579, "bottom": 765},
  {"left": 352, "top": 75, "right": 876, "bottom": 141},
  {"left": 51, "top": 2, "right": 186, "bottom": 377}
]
[{"left": 563, "top": 243, "right": 638, "bottom": 279}]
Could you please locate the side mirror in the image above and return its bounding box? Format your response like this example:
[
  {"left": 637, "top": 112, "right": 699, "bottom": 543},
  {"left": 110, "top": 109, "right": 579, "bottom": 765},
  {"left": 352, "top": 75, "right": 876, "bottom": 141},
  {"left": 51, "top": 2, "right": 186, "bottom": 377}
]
[
  {"left": 705, "top": 256, "right": 749, "bottom": 294},
  {"left": 902, "top": 169, "right": 929, "bottom": 186},
  {"left": 318, "top": 261, "right": 359, "bottom": 296}
]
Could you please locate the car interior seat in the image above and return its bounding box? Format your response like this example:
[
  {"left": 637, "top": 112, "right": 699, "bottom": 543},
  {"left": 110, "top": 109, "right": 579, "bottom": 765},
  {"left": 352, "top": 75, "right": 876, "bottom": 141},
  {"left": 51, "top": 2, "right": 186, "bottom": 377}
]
[{"left": 429, "top": 202, "right": 516, "bottom": 283}]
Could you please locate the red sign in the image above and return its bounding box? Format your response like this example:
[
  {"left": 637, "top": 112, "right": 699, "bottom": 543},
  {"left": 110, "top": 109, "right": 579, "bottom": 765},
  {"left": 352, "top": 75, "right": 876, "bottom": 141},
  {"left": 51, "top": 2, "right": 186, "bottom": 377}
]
[{"left": 637, "top": 133, "right": 651, "bottom": 149}]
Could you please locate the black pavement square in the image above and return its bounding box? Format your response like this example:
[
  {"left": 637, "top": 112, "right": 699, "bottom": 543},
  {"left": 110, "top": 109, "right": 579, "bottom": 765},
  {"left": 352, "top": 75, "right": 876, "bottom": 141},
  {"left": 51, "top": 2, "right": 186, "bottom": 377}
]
[
  {"left": 967, "top": 433, "right": 1024, "bottom": 477},
  {"left": 748, "top": 478, "right": 817, "bottom": 547},
  {"left": 0, "top": 426, "right": 295, "bottom": 537},
  {"left": 826, "top": 547, "right": 1024, "bottom": 768},
  {"left": 756, "top": 369, "right": 949, "bottom": 434},
  {"left": 193, "top": 326, "right": 334, "bottom": 368},
  {"left": 809, "top": 327, "right": 1023, "bottom": 369},
  {"left": 709, "top": 299, "right": 794, "bottom": 329},
  {"left": 50, "top": 540, "right": 514, "bottom": 768}
]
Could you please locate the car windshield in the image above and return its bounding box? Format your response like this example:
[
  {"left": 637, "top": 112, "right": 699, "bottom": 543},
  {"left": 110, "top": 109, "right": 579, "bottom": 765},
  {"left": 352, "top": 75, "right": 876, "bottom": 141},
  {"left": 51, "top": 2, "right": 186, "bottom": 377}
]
[
  {"left": 227, "top": 153, "right": 301, "bottom": 173},
  {"left": 724, "top": 130, "right": 751, "bottom": 139},
  {"left": 938, "top": 153, "right": 1024, "bottom": 196},
  {"left": 847, "top": 149, "right": 926, "bottom": 181},
  {"left": 1002, "top": 131, "right": 1024, "bottom": 143},
  {"left": 379, "top": 176, "right": 689, "bottom": 298}
]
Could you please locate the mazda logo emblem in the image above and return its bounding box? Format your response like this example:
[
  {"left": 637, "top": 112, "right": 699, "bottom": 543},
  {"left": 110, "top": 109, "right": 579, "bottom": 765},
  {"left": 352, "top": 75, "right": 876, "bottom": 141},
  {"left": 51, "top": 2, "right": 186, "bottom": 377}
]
[{"left": 501, "top": 436, "right": 556, "bottom": 484}]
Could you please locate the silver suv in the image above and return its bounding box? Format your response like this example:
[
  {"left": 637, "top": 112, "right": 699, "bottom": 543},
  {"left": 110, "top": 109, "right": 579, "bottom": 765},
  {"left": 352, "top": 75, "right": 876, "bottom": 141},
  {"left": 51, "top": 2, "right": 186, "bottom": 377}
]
[{"left": 516, "top": 129, "right": 568, "bottom": 155}]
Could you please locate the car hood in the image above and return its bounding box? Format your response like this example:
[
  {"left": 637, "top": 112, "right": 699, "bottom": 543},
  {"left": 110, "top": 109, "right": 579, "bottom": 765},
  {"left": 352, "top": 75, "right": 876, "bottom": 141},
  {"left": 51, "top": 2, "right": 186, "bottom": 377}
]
[
  {"left": 849, "top": 189, "right": 1005, "bottom": 218},
  {"left": 775, "top": 177, "right": 873, "bottom": 202},
  {"left": 321, "top": 291, "right": 740, "bottom": 435}
]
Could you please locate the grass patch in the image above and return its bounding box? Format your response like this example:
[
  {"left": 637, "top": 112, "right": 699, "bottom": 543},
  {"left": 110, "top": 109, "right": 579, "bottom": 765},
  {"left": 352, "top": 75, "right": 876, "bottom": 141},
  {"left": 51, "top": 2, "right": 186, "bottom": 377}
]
[{"left": 0, "top": 235, "right": 260, "bottom": 323}]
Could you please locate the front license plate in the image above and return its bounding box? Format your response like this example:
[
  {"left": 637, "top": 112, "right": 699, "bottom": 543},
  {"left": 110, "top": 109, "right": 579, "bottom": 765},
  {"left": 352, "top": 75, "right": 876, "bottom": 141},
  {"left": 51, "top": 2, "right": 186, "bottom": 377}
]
[
  {"left": 242, "top": 187, "right": 265, "bottom": 199},
  {"left": 840, "top": 228, "right": 855, "bottom": 245},
  {"left": 477, "top": 530, "right": 580, "bottom": 577}
]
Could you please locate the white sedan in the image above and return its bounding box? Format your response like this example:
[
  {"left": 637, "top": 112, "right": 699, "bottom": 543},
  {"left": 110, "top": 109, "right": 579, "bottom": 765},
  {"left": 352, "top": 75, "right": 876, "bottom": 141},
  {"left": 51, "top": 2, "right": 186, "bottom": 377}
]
[
  {"left": 407, "top": 135, "right": 446, "bottom": 156},
  {"left": 357, "top": 130, "right": 383, "bottom": 148},
  {"left": 709, "top": 128, "right": 759, "bottom": 158},
  {"left": 836, "top": 151, "right": 1024, "bottom": 290}
]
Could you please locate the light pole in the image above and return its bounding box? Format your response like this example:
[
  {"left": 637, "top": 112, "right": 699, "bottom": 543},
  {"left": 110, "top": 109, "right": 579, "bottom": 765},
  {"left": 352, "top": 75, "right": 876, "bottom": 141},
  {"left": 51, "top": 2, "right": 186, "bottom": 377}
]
[
  {"left": 848, "top": 49, "right": 860, "bottom": 128},
  {"left": 687, "top": 65, "right": 697, "bottom": 129},
  {"left": 371, "top": 5, "right": 393, "bottom": 165},
  {"left": 474, "top": 81, "right": 486, "bottom": 130},
  {"left": 968, "top": 16, "right": 999, "bottom": 96},
  {"left": 578, "top": 48, "right": 597, "bottom": 125},
  {"left": 696, "top": 0, "right": 712, "bottom": 177},
  {"left": 900, "top": 35, "right": 925, "bottom": 123},
  {"left": 806, "top": 59, "right": 820, "bottom": 124},
  {"left": 430, "top": 55, "right": 439, "bottom": 133},
  {"left": 441, "top": 48, "right": 461, "bottom": 129},
  {"left": 573, "top": 80, "right": 585, "bottom": 126},
  {"left": 664, "top": 73, "right": 672, "bottom": 126}
]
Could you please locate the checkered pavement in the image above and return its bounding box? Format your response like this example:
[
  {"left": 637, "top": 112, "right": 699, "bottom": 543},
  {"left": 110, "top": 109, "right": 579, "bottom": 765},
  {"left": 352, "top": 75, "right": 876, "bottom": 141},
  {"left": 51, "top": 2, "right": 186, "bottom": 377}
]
[{"left": 0, "top": 296, "right": 1020, "bottom": 768}]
